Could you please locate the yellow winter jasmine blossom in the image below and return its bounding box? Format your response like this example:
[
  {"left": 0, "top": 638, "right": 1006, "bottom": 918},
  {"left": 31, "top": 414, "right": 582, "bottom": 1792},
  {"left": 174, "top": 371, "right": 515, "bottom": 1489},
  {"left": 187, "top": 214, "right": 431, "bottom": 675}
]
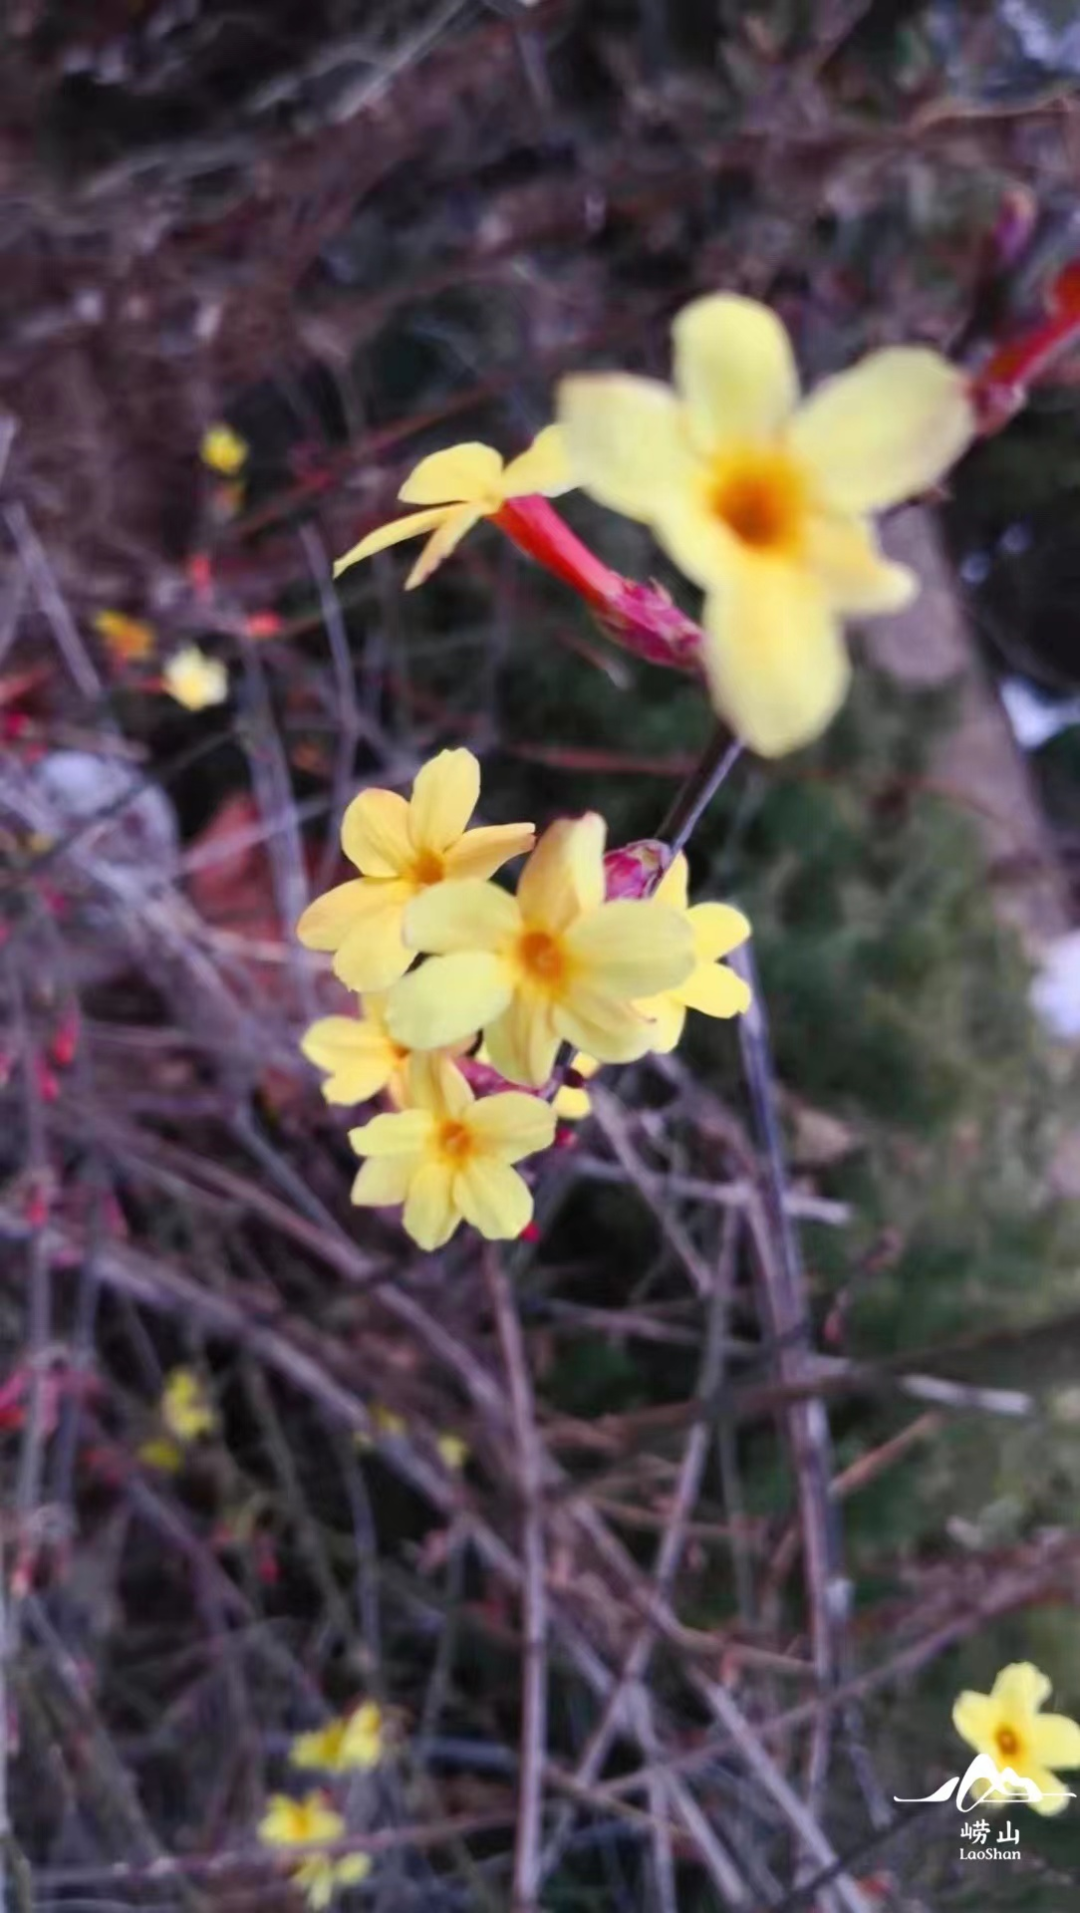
[
  {"left": 349, "top": 1054, "right": 556, "bottom": 1250},
  {"left": 291, "top": 1702, "right": 385, "bottom": 1774},
  {"left": 163, "top": 1368, "right": 216, "bottom": 1442},
  {"left": 634, "top": 854, "right": 751, "bottom": 1051},
  {"left": 553, "top": 1053, "right": 600, "bottom": 1120},
  {"left": 953, "top": 1663, "right": 1080, "bottom": 1816},
  {"left": 387, "top": 815, "right": 695, "bottom": 1088},
  {"left": 437, "top": 1433, "right": 470, "bottom": 1470},
  {"left": 295, "top": 749, "right": 534, "bottom": 992},
  {"left": 333, "top": 427, "right": 571, "bottom": 588},
  {"left": 558, "top": 293, "right": 975, "bottom": 755},
  {"left": 200, "top": 422, "right": 249, "bottom": 475},
  {"left": 300, "top": 993, "right": 469, "bottom": 1107},
  {"left": 258, "top": 1794, "right": 370, "bottom": 1908},
  {"left": 163, "top": 644, "right": 228, "bottom": 711}
]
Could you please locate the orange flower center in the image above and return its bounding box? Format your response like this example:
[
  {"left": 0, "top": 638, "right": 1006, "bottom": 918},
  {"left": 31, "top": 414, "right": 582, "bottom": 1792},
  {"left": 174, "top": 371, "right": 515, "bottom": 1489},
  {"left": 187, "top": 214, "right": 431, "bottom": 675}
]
[
  {"left": 517, "top": 929, "right": 566, "bottom": 988},
  {"left": 410, "top": 848, "right": 445, "bottom": 886},
  {"left": 709, "top": 449, "right": 806, "bottom": 554},
  {"left": 996, "top": 1726, "right": 1021, "bottom": 1762},
  {"left": 437, "top": 1119, "right": 475, "bottom": 1164}
]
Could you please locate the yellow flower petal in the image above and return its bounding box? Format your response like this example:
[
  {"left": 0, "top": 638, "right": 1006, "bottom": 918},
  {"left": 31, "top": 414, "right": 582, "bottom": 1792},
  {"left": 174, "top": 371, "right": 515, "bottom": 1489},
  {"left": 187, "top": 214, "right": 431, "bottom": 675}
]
[
  {"left": 789, "top": 348, "right": 974, "bottom": 513},
  {"left": 408, "top": 1052, "right": 474, "bottom": 1117},
  {"left": 443, "top": 822, "right": 536, "bottom": 880},
  {"left": 554, "top": 990, "right": 654, "bottom": 1065},
  {"left": 201, "top": 423, "right": 248, "bottom": 475},
  {"left": 350, "top": 1156, "right": 417, "bottom": 1206},
  {"left": 651, "top": 489, "right": 741, "bottom": 590},
  {"left": 466, "top": 1091, "right": 557, "bottom": 1161},
  {"left": 482, "top": 995, "right": 559, "bottom": 1088},
  {"left": 294, "top": 1856, "right": 335, "bottom": 1909},
  {"left": 454, "top": 1158, "right": 533, "bottom": 1239},
  {"left": 404, "top": 880, "right": 519, "bottom": 954},
  {"left": 672, "top": 293, "right": 799, "bottom": 456},
  {"left": 553, "top": 1053, "right": 600, "bottom": 1118},
  {"left": 163, "top": 645, "right": 228, "bottom": 711},
  {"left": 1029, "top": 1713, "right": 1080, "bottom": 1771},
  {"left": 992, "top": 1662, "right": 1053, "bottom": 1718},
  {"left": 333, "top": 507, "right": 450, "bottom": 578},
  {"left": 398, "top": 442, "right": 504, "bottom": 505},
  {"left": 638, "top": 993, "right": 687, "bottom": 1054},
  {"left": 653, "top": 853, "right": 689, "bottom": 913},
  {"left": 952, "top": 1691, "right": 998, "bottom": 1756},
  {"left": 94, "top": 610, "right": 155, "bottom": 661},
  {"left": 408, "top": 748, "right": 480, "bottom": 853},
  {"left": 139, "top": 1436, "right": 184, "bottom": 1472},
  {"left": 387, "top": 952, "right": 513, "bottom": 1050},
  {"left": 300, "top": 1017, "right": 396, "bottom": 1105},
  {"left": 518, "top": 814, "right": 606, "bottom": 933},
  {"left": 501, "top": 424, "right": 574, "bottom": 498},
  {"left": 403, "top": 1160, "right": 458, "bottom": 1250},
  {"left": 688, "top": 901, "right": 751, "bottom": 962},
  {"left": 296, "top": 880, "right": 372, "bottom": 951},
  {"left": 557, "top": 374, "right": 694, "bottom": 523},
  {"left": 702, "top": 556, "right": 850, "bottom": 757},
  {"left": 335, "top": 1854, "right": 373, "bottom": 1886},
  {"left": 679, "top": 960, "right": 751, "bottom": 1019},
  {"left": 333, "top": 899, "right": 413, "bottom": 993},
  {"left": 341, "top": 789, "right": 413, "bottom": 877},
  {"left": 805, "top": 514, "right": 917, "bottom": 614},
  {"left": 349, "top": 1109, "right": 434, "bottom": 1157},
  {"left": 565, "top": 901, "right": 694, "bottom": 996},
  {"left": 405, "top": 504, "right": 485, "bottom": 588},
  {"left": 1027, "top": 1765, "right": 1076, "bottom": 1816}
]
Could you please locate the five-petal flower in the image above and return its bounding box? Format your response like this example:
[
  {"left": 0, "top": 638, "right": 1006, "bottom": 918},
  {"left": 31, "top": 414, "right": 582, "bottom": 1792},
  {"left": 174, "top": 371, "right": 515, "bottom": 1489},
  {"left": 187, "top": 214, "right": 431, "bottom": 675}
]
[
  {"left": 386, "top": 814, "right": 695, "bottom": 1087},
  {"left": 634, "top": 853, "right": 751, "bottom": 1051},
  {"left": 295, "top": 749, "right": 534, "bottom": 992},
  {"left": 333, "top": 427, "right": 571, "bottom": 589},
  {"left": 291, "top": 1703, "right": 385, "bottom": 1775},
  {"left": 350, "top": 1053, "right": 556, "bottom": 1249},
  {"left": 953, "top": 1662, "right": 1080, "bottom": 1816},
  {"left": 558, "top": 293, "right": 974, "bottom": 754}
]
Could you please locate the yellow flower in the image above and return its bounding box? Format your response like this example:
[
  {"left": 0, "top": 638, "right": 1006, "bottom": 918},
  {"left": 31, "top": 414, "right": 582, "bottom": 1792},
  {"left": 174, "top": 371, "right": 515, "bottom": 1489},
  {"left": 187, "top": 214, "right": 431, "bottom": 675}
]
[
  {"left": 291, "top": 1702, "right": 385, "bottom": 1775},
  {"left": 201, "top": 422, "right": 249, "bottom": 475},
  {"left": 558, "top": 293, "right": 975, "bottom": 755},
  {"left": 386, "top": 814, "right": 694, "bottom": 1088},
  {"left": 333, "top": 428, "right": 571, "bottom": 589},
  {"left": 295, "top": 749, "right": 534, "bottom": 994},
  {"left": 436, "top": 1433, "right": 470, "bottom": 1470},
  {"left": 293, "top": 1854, "right": 371, "bottom": 1909},
  {"left": 137, "top": 1437, "right": 184, "bottom": 1473},
  {"left": 634, "top": 854, "right": 751, "bottom": 1051},
  {"left": 552, "top": 1053, "right": 600, "bottom": 1120},
  {"left": 258, "top": 1794, "right": 370, "bottom": 1909},
  {"left": 258, "top": 1791, "right": 344, "bottom": 1850},
  {"left": 93, "top": 610, "right": 155, "bottom": 662},
  {"left": 161, "top": 1368, "right": 216, "bottom": 1443},
  {"left": 300, "top": 994, "right": 412, "bottom": 1107},
  {"left": 953, "top": 1662, "right": 1080, "bottom": 1816},
  {"left": 349, "top": 1053, "right": 556, "bottom": 1250},
  {"left": 163, "top": 644, "right": 228, "bottom": 711}
]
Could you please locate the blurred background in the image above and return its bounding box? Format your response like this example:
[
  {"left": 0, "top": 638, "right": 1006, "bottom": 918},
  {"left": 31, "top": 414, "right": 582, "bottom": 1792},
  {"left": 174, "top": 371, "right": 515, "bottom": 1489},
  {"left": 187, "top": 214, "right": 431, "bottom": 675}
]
[{"left": 3, "top": 1, "right": 1080, "bottom": 1908}]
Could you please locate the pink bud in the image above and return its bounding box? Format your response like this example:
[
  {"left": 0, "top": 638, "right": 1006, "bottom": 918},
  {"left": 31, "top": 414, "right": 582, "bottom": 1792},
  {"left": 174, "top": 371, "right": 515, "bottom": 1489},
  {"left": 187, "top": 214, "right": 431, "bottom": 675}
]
[{"left": 603, "top": 840, "right": 670, "bottom": 900}]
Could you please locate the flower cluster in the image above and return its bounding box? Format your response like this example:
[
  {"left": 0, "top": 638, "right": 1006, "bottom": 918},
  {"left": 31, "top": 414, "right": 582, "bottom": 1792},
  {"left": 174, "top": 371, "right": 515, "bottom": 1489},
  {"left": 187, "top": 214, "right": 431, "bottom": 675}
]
[
  {"left": 333, "top": 291, "right": 975, "bottom": 757},
  {"left": 297, "top": 750, "right": 750, "bottom": 1249},
  {"left": 258, "top": 1792, "right": 370, "bottom": 1909}
]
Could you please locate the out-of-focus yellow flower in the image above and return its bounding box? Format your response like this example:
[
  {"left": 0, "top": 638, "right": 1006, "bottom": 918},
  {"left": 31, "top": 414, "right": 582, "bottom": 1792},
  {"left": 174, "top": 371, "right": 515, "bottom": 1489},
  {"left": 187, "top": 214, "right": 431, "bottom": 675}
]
[
  {"left": 953, "top": 1663, "right": 1080, "bottom": 1816},
  {"left": 558, "top": 294, "right": 974, "bottom": 755},
  {"left": 552, "top": 1053, "right": 600, "bottom": 1120},
  {"left": 93, "top": 610, "right": 156, "bottom": 662},
  {"left": 333, "top": 428, "right": 571, "bottom": 589},
  {"left": 201, "top": 422, "right": 249, "bottom": 476},
  {"left": 163, "top": 644, "right": 228, "bottom": 711},
  {"left": 161, "top": 1367, "right": 216, "bottom": 1441},
  {"left": 258, "top": 1794, "right": 370, "bottom": 1908},
  {"left": 634, "top": 854, "right": 751, "bottom": 1051},
  {"left": 293, "top": 1853, "right": 371, "bottom": 1909},
  {"left": 291, "top": 1702, "right": 385, "bottom": 1775},
  {"left": 436, "top": 1433, "right": 469, "bottom": 1471},
  {"left": 296, "top": 750, "right": 533, "bottom": 994},
  {"left": 350, "top": 1053, "right": 555, "bottom": 1251},
  {"left": 138, "top": 1436, "right": 184, "bottom": 1473},
  {"left": 386, "top": 814, "right": 694, "bottom": 1088}
]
